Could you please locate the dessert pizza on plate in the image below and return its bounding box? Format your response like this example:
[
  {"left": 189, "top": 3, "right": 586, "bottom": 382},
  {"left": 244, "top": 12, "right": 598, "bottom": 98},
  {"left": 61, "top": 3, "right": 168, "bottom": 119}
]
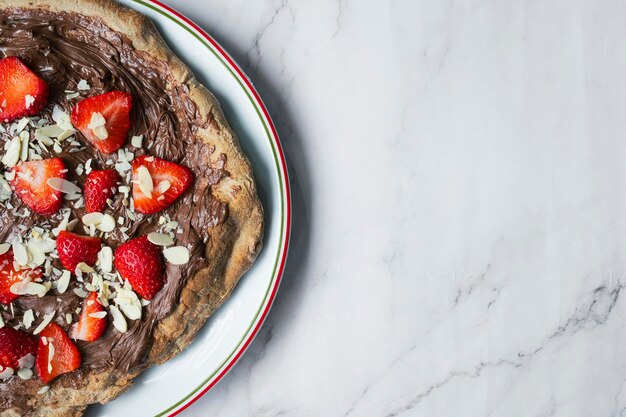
[{"left": 0, "top": 0, "right": 264, "bottom": 416}]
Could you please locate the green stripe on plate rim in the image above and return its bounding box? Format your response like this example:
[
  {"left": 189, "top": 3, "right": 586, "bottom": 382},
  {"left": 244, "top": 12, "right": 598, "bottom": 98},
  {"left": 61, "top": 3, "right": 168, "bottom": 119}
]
[{"left": 130, "top": 1, "right": 287, "bottom": 415}]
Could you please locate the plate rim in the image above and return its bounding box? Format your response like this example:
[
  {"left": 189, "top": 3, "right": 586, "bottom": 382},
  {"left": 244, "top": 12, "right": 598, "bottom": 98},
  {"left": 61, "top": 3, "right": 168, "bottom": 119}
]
[{"left": 127, "top": 1, "right": 291, "bottom": 415}]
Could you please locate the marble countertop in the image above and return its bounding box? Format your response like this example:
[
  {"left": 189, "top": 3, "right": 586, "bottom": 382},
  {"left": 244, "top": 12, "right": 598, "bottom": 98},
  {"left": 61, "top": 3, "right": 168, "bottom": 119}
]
[{"left": 164, "top": 0, "right": 626, "bottom": 416}]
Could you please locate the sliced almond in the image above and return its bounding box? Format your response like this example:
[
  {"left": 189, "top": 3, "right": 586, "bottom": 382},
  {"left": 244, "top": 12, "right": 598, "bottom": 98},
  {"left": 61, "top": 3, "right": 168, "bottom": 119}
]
[
  {"left": 156, "top": 180, "right": 171, "bottom": 194},
  {"left": 0, "top": 367, "right": 14, "bottom": 380},
  {"left": 82, "top": 212, "right": 104, "bottom": 226},
  {"left": 73, "top": 287, "right": 88, "bottom": 298},
  {"left": 163, "top": 246, "right": 190, "bottom": 265},
  {"left": 47, "top": 178, "right": 81, "bottom": 195},
  {"left": 109, "top": 305, "right": 127, "bottom": 333},
  {"left": 137, "top": 165, "right": 153, "bottom": 198},
  {"left": 2, "top": 136, "right": 21, "bottom": 167},
  {"left": 0, "top": 243, "right": 9, "bottom": 255},
  {"left": 77, "top": 79, "right": 90, "bottom": 91},
  {"left": 52, "top": 210, "right": 71, "bottom": 237},
  {"left": 147, "top": 232, "right": 174, "bottom": 247},
  {"left": 88, "top": 112, "right": 108, "bottom": 140},
  {"left": 25, "top": 95, "right": 35, "bottom": 109},
  {"left": 12, "top": 242, "right": 29, "bottom": 266},
  {"left": 23, "top": 309, "right": 35, "bottom": 329},
  {"left": 88, "top": 311, "right": 107, "bottom": 319},
  {"left": 17, "top": 353, "right": 35, "bottom": 370},
  {"left": 96, "top": 214, "right": 116, "bottom": 233},
  {"left": 76, "top": 262, "right": 95, "bottom": 273},
  {"left": 33, "top": 313, "right": 55, "bottom": 335},
  {"left": 36, "top": 125, "right": 64, "bottom": 138},
  {"left": 57, "top": 270, "right": 71, "bottom": 294},
  {"left": 97, "top": 247, "right": 113, "bottom": 273},
  {"left": 17, "top": 368, "right": 33, "bottom": 380},
  {"left": 0, "top": 178, "right": 11, "bottom": 201},
  {"left": 131, "top": 135, "right": 143, "bottom": 148},
  {"left": 119, "top": 303, "right": 141, "bottom": 320},
  {"left": 52, "top": 105, "right": 72, "bottom": 129},
  {"left": 10, "top": 281, "right": 48, "bottom": 297},
  {"left": 57, "top": 129, "right": 76, "bottom": 142},
  {"left": 19, "top": 131, "right": 29, "bottom": 162}
]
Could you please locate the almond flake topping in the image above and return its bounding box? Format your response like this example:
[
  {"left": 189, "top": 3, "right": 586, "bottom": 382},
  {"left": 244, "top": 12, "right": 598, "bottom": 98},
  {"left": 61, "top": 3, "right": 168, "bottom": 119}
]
[
  {"left": 25, "top": 95, "right": 35, "bottom": 109},
  {"left": 18, "top": 353, "right": 35, "bottom": 370},
  {"left": 82, "top": 212, "right": 104, "bottom": 226},
  {"left": 47, "top": 178, "right": 81, "bottom": 195},
  {"left": 0, "top": 367, "right": 14, "bottom": 381},
  {"left": 137, "top": 165, "right": 153, "bottom": 198},
  {"left": 57, "top": 270, "right": 71, "bottom": 294},
  {"left": 51, "top": 105, "right": 74, "bottom": 131},
  {"left": 17, "top": 368, "right": 33, "bottom": 380},
  {"left": 163, "top": 246, "right": 190, "bottom": 265},
  {"left": 147, "top": 232, "right": 174, "bottom": 247},
  {"left": 88, "top": 112, "right": 108, "bottom": 140},
  {"left": 109, "top": 305, "right": 127, "bottom": 333},
  {"left": 77, "top": 79, "right": 90, "bottom": 91},
  {"left": 82, "top": 212, "right": 116, "bottom": 232},
  {"left": 23, "top": 309, "right": 34, "bottom": 329},
  {"left": 131, "top": 135, "right": 143, "bottom": 148},
  {"left": 2, "top": 136, "right": 21, "bottom": 167},
  {"left": 156, "top": 180, "right": 171, "bottom": 194},
  {"left": 33, "top": 312, "right": 55, "bottom": 335},
  {"left": 97, "top": 247, "right": 113, "bottom": 273}
]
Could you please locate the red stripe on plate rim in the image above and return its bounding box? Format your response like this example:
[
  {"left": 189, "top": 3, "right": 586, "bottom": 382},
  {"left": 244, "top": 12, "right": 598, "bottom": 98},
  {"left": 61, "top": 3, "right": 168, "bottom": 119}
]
[{"left": 141, "top": 1, "right": 292, "bottom": 415}]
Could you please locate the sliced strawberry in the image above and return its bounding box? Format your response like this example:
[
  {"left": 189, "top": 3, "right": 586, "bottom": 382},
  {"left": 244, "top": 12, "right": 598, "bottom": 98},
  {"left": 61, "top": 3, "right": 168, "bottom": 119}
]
[
  {"left": 71, "top": 90, "right": 132, "bottom": 154},
  {"left": 70, "top": 292, "right": 107, "bottom": 342},
  {"left": 0, "top": 327, "right": 36, "bottom": 371},
  {"left": 56, "top": 231, "right": 101, "bottom": 272},
  {"left": 114, "top": 235, "right": 165, "bottom": 300},
  {"left": 36, "top": 323, "right": 81, "bottom": 384},
  {"left": 10, "top": 158, "right": 67, "bottom": 216},
  {"left": 131, "top": 155, "right": 194, "bottom": 215},
  {"left": 0, "top": 56, "right": 49, "bottom": 123},
  {"left": 83, "top": 169, "right": 120, "bottom": 213},
  {"left": 0, "top": 251, "right": 43, "bottom": 304}
]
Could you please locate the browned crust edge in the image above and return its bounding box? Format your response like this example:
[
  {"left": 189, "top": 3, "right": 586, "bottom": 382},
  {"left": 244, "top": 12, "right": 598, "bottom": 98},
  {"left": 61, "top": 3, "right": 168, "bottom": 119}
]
[{"left": 0, "top": 0, "right": 264, "bottom": 416}]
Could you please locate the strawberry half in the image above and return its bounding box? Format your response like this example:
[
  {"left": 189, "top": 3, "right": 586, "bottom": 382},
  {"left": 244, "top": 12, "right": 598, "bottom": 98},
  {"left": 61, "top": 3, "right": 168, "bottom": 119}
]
[
  {"left": 131, "top": 155, "right": 193, "bottom": 215},
  {"left": 36, "top": 323, "right": 81, "bottom": 384},
  {"left": 0, "top": 56, "right": 49, "bottom": 123},
  {"left": 56, "top": 231, "right": 101, "bottom": 272},
  {"left": 0, "top": 327, "right": 36, "bottom": 371},
  {"left": 84, "top": 169, "right": 120, "bottom": 213},
  {"left": 0, "top": 251, "right": 43, "bottom": 305},
  {"left": 10, "top": 158, "right": 67, "bottom": 216},
  {"left": 71, "top": 90, "right": 132, "bottom": 154},
  {"left": 70, "top": 292, "right": 107, "bottom": 342},
  {"left": 114, "top": 235, "right": 165, "bottom": 300}
]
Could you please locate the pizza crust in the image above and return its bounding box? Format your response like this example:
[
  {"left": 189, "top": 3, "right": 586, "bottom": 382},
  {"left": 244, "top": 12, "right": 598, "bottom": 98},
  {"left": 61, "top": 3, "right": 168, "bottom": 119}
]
[{"left": 0, "top": 0, "right": 264, "bottom": 415}]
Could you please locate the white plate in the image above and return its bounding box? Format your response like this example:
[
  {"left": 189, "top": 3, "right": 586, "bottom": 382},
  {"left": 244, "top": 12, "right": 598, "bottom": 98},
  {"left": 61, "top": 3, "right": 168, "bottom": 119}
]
[{"left": 85, "top": 1, "right": 290, "bottom": 416}]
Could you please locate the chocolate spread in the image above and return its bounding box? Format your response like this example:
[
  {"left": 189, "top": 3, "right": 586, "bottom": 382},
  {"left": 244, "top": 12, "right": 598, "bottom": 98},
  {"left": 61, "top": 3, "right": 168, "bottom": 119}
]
[{"left": 0, "top": 8, "right": 228, "bottom": 408}]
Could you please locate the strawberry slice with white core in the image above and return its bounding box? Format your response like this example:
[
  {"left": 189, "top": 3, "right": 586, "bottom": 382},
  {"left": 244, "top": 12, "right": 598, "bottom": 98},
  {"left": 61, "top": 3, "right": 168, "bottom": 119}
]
[
  {"left": 10, "top": 158, "right": 67, "bottom": 216},
  {"left": 71, "top": 91, "right": 132, "bottom": 154},
  {"left": 131, "top": 155, "right": 193, "bottom": 215},
  {"left": 70, "top": 292, "right": 107, "bottom": 342}
]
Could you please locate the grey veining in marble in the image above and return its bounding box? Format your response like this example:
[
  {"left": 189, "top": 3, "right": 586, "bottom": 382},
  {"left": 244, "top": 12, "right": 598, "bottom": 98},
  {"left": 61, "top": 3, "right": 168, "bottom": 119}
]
[{"left": 164, "top": 0, "right": 626, "bottom": 416}]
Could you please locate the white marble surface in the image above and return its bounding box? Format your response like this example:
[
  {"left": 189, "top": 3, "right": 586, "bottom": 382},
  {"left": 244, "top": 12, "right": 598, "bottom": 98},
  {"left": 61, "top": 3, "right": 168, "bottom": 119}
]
[{"left": 162, "top": 0, "right": 626, "bottom": 416}]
